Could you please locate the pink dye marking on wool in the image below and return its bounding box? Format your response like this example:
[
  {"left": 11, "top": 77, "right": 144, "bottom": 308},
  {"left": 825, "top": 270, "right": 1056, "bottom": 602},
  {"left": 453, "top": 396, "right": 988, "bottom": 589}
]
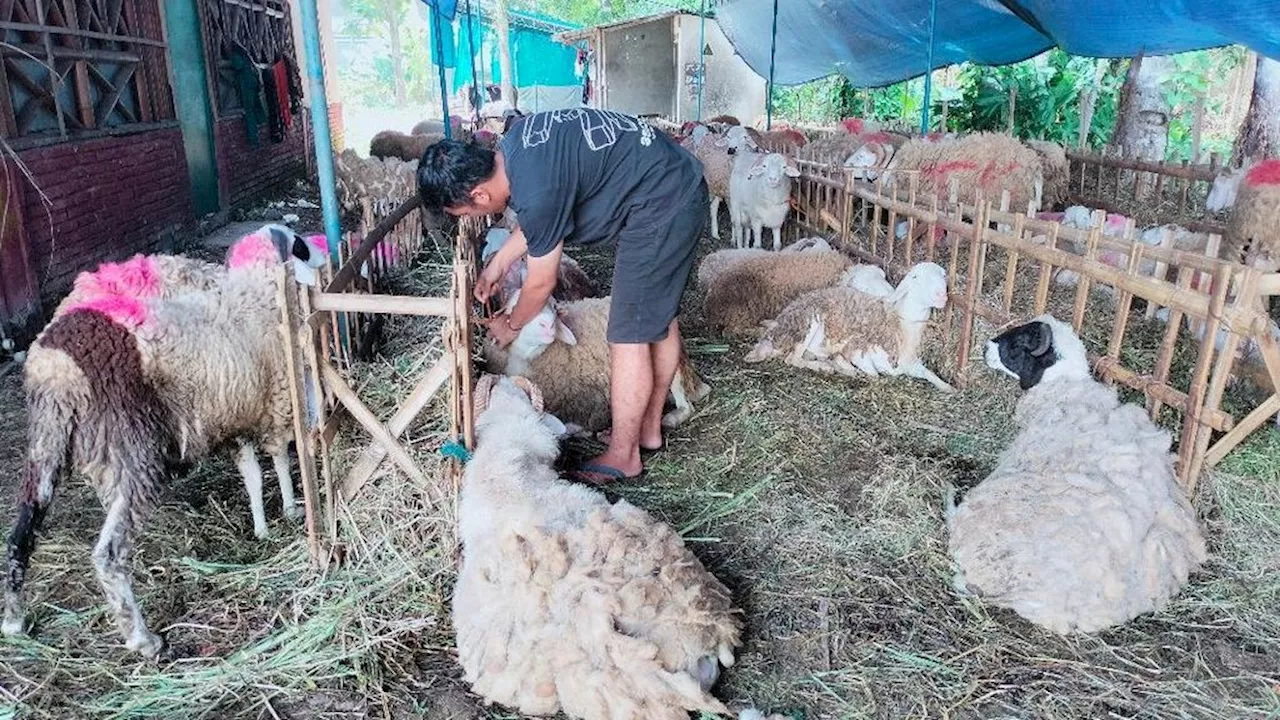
[
  {"left": 64, "top": 295, "right": 150, "bottom": 329},
  {"left": 1245, "top": 159, "right": 1280, "bottom": 187},
  {"left": 863, "top": 131, "right": 893, "bottom": 143},
  {"left": 1104, "top": 213, "right": 1129, "bottom": 234},
  {"left": 924, "top": 160, "right": 979, "bottom": 183},
  {"left": 305, "top": 234, "right": 330, "bottom": 255},
  {"left": 227, "top": 231, "right": 281, "bottom": 269},
  {"left": 72, "top": 255, "right": 163, "bottom": 301},
  {"left": 841, "top": 118, "right": 866, "bottom": 135}
]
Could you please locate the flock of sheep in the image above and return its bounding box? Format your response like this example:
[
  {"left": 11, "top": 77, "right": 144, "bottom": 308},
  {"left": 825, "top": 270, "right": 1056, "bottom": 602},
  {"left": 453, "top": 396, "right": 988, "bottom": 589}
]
[{"left": 4, "top": 103, "right": 1279, "bottom": 720}]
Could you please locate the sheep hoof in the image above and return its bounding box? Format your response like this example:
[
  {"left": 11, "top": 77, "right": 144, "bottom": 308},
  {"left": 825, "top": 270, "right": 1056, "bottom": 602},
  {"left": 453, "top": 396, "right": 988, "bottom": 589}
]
[
  {"left": 253, "top": 524, "right": 271, "bottom": 540},
  {"left": 1, "top": 613, "right": 27, "bottom": 637},
  {"left": 127, "top": 630, "right": 166, "bottom": 659},
  {"left": 661, "top": 408, "right": 690, "bottom": 428},
  {"left": 284, "top": 504, "right": 304, "bottom": 522}
]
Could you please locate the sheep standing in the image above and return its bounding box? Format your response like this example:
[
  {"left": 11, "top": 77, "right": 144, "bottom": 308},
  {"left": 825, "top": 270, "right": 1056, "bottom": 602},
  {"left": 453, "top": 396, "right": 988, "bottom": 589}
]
[
  {"left": 729, "top": 151, "right": 800, "bottom": 250},
  {"left": 704, "top": 250, "right": 853, "bottom": 336},
  {"left": 370, "top": 130, "right": 443, "bottom": 162},
  {"left": 454, "top": 374, "right": 741, "bottom": 720},
  {"left": 948, "top": 315, "right": 1206, "bottom": 634},
  {"left": 52, "top": 253, "right": 227, "bottom": 319},
  {"left": 3, "top": 228, "right": 326, "bottom": 658},
  {"left": 743, "top": 262, "right": 953, "bottom": 391},
  {"left": 683, "top": 125, "right": 754, "bottom": 241},
  {"left": 483, "top": 293, "right": 710, "bottom": 432},
  {"left": 1223, "top": 159, "right": 1280, "bottom": 269}
]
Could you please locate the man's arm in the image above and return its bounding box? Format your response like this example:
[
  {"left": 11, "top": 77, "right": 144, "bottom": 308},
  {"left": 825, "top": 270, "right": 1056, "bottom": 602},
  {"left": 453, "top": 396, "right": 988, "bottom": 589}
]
[
  {"left": 476, "top": 226, "right": 529, "bottom": 303},
  {"left": 506, "top": 241, "right": 562, "bottom": 330}
]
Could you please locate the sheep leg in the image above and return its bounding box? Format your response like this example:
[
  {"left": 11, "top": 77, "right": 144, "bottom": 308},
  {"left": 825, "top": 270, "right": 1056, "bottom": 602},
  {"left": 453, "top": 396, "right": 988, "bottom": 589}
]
[
  {"left": 831, "top": 356, "right": 864, "bottom": 379},
  {"left": 93, "top": 493, "right": 163, "bottom": 658},
  {"left": 3, "top": 461, "right": 58, "bottom": 637},
  {"left": 751, "top": 221, "right": 764, "bottom": 250},
  {"left": 663, "top": 371, "right": 694, "bottom": 428},
  {"left": 271, "top": 449, "right": 302, "bottom": 521},
  {"left": 898, "top": 359, "right": 956, "bottom": 392},
  {"left": 236, "top": 445, "right": 270, "bottom": 539},
  {"left": 771, "top": 225, "right": 782, "bottom": 252},
  {"left": 709, "top": 195, "right": 721, "bottom": 240}
]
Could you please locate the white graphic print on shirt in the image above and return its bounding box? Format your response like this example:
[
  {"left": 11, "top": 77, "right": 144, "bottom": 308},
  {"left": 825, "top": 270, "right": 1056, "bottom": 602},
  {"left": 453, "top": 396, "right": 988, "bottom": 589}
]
[{"left": 521, "top": 108, "right": 654, "bottom": 151}]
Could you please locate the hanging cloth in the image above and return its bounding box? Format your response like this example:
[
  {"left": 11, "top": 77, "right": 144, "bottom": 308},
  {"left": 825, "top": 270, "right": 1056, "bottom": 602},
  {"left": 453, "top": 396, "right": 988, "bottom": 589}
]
[
  {"left": 229, "top": 45, "right": 265, "bottom": 146},
  {"left": 272, "top": 60, "right": 293, "bottom": 132},
  {"left": 261, "top": 65, "right": 285, "bottom": 143},
  {"left": 283, "top": 55, "right": 304, "bottom": 116}
]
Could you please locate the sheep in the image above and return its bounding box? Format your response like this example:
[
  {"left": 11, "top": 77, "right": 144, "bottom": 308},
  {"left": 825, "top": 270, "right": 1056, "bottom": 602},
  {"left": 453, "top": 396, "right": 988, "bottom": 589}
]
[
  {"left": 743, "top": 262, "right": 953, "bottom": 391},
  {"left": 840, "top": 263, "right": 894, "bottom": 297},
  {"left": 681, "top": 125, "right": 746, "bottom": 240},
  {"left": 870, "top": 132, "right": 1045, "bottom": 213},
  {"left": 370, "top": 130, "right": 442, "bottom": 162},
  {"left": 753, "top": 126, "right": 807, "bottom": 153},
  {"left": 454, "top": 374, "right": 741, "bottom": 720},
  {"left": 728, "top": 150, "right": 800, "bottom": 250},
  {"left": 1223, "top": 159, "right": 1280, "bottom": 269},
  {"left": 51, "top": 253, "right": 227, "bottom": 320},
  {"left": 708, "top": 114, "right": 740, "bottom": 126},
  {"left": 3, "top": 227, "right": 328, "bottom": 658},
  {"left": 947, "top": 315, "right": 1206, "bottom": 635},
  {"left": 842, "top": 131, "right": 909, "bottom": 179},
  {"left": 411, "top": 115, "right": 463, "bottom": 137},
  {"left": 704, "top": 250, "right": 853, "bottom": 336},
  {"left": 1026, "top": 140, "right": 1068, "bottom": 210},
  {"left": 1207, "top": 164, "right": 1247, "bottom": 212},
  {"left": 482, "top": 293, "right": 711, "bottom": 432},
  {"left": 335, "top": 149, "right": 418, "bottom": 214},
  {"left": 695, "top": 237, "right": 833, "bottom": 291},
  {"left": 480, "top": 220, "right": 602, "bottom": 305}
]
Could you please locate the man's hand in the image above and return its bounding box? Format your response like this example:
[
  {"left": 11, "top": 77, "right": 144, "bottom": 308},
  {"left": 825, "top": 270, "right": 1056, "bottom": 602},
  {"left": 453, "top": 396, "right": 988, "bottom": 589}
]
[
  {"left": 475, "top": 261, "right": 505, "bottom": 304},
  {"left": 485, "top": 314, "right": 520, "bottom": 348}
]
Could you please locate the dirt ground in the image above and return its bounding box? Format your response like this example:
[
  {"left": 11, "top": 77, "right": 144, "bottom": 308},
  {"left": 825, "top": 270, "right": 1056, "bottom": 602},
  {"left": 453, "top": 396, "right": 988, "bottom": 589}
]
[{"left": 1, "top": 199, "right": 1278, "bottom": 719}]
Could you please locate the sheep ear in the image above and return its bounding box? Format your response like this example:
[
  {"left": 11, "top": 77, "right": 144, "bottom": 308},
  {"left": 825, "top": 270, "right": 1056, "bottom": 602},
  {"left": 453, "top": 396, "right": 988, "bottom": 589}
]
[
  {"left": 747, "top": 157, "right": 767, "bottom": 179},
  {"left": 784, "top": 158, "right": 801, "bottom": 177},
  {"left": 554, "top": 315, "right": 577, "bottom": 346},
  {"left": 291, "top": 257, "right": 319, "bottom": 287},
  {"left": 1030, "top": 322, "right": 1053, "bottom": 357}
]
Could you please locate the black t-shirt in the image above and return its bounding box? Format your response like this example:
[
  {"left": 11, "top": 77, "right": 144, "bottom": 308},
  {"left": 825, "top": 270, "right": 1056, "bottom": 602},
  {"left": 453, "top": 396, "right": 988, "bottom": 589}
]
[{"left": 499, "top": 108, "right": 704, "bottom": 258}]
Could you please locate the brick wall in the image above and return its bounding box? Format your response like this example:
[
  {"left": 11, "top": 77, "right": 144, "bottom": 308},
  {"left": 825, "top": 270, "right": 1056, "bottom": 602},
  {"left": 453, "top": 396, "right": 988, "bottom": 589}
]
[
  {"left": 215, "top": 112, "right": 308, "bottom": 208},
  {"left": 328, "top": 101, "right": 344, "bottom": 152},
  {"left": 16, "top": 128, "right": 194, "bottom": 298}
]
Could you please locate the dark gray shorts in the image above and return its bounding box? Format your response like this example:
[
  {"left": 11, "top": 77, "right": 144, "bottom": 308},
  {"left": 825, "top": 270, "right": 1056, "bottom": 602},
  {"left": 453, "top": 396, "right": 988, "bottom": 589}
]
[{"left": 608, "top": 180, "right": 708, "bottom": 344}]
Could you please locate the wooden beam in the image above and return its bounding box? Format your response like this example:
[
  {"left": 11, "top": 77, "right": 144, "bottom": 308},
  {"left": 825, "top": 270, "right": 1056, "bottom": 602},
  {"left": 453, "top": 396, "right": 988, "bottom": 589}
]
[
  {"left": 1064, "top": 148, "right": 1218, "bottom": 182},
  {"left": 311, "top": 292, "right": 453, "bottom": 317},
  {"left": 321, "top": 363, "right": 430, "bottom": 487},
  {"left": 276, "top": 269, "right": 324, "bottom": 566},
  {"left": 0, "top": 19, "right": 168, "bottom": 46},
  {"left": 341, "top": 352, "right": 453, "bottom": 502}
]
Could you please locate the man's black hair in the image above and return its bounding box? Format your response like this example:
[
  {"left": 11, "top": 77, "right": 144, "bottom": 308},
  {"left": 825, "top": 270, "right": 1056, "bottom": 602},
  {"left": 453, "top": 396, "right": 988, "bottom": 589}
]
[{"left": 416, "top": 139, "right": 496, "bottom": 212}]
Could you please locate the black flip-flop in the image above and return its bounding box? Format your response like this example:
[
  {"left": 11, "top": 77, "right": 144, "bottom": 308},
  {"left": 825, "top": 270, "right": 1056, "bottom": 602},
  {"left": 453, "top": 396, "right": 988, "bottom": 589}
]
[
  {"left": 565, "top": 462, "right": 643, "bottom": 486},
  {"left": 594, "top": 430, "right": 664, "bottom": 457}
]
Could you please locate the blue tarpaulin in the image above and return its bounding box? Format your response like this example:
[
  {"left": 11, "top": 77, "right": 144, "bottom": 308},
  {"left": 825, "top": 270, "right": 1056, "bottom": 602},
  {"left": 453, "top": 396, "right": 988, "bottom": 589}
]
[{"left": 714, "top": 0, "right": 1280, "bottom": 88}]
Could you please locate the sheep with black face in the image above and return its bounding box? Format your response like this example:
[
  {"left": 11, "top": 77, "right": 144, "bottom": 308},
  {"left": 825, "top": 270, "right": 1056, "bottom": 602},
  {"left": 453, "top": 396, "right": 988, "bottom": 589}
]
[{"left": 946, "top": 315, "right": 1206, "bottom": 635}]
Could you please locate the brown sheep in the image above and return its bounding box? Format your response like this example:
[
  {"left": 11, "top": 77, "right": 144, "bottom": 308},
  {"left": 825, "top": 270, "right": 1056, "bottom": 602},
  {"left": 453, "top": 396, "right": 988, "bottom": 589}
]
[
  {"left": 704, "top": 250, "right": 853, "bottom": 336},
  {"left": 1223, "top": 159, "right": 1280, "bottom": 269}
]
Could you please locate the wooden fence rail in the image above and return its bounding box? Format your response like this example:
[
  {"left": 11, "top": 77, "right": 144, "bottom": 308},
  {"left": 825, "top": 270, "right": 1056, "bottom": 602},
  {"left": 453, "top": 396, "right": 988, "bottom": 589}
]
[
  {"left": 1065, "top": 148, "right": 1229, "bottom": 232},
  {"left": 791, "top": 159, "right": 1280, "bottom": 493}
]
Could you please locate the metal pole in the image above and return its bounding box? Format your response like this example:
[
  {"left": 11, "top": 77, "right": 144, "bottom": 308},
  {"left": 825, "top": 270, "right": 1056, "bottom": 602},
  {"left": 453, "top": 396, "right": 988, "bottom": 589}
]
[
  {"left": 297, "top": 0, "right": 341, "bottom": 265},
  {"left": 766, "top": 0, "right": 778, "bottom": 130},
  {"left": 696, "top": 0, "right": 706, "bottom": 121},
  {"left": 431, "top": 5, "right": 453, "bottom": 138},
  {"left": 920, "top": 0, "right": 937, "bottom": 134},
  {"left": 465, "top": 0, "right": 481, "bottom": 123}
]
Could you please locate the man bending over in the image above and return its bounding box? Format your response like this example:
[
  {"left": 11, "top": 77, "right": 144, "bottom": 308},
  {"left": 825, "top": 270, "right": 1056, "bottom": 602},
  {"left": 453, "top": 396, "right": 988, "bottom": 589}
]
[{"left": 417, "top": 109, "right": 707, "bottom": 484}]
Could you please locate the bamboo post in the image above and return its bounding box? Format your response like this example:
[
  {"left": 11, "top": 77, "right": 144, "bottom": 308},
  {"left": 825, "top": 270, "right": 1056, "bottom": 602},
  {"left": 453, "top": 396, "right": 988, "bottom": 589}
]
[
  {"left": 1002, "top": 211, "right": 1026, "bottom": 313},
  {"left": 1072, "top": 212, "right": 1103, "bottom": 332},
  {"left": 1178, "top": 264, "right": 1232, "bottom": 490},
  {"left": 926, "top": 192, "right": 940, "bottom": 262},
  {"left": 871, "top": 177, "right": 884, "bottom": 256},
  {"left": 1106, "top": 225, "right": 1143, "bottom": 363},
  {"left": 1033, "top": 223, "right": 1058, "bottom": 315},
  {"left": 886, "top": 175, "right": 899, "bottom": 266},
  {"left": 905, "top": 174, "right": 919, "bottom": 263},
  {"left": 1188, "top": 269, "right": 1256, "bottom": 487},
  {"left": 956, "top": 200, "right": 988, "bottom": 377},
  {"left": 945, "top": 196, "right": 965, "bottom": 340},
  {"left": 1148, "top": 266, "right": 1197, "bottom": 421},
  {"left": 1207, "top": 283, "right": 1280, "bottom": 465},
  {"left": 276, "top": 269, "right": 325, "bottom": 568},
  {"left": 1146, "top": 225, "right": 1175, "bottom": 319}
]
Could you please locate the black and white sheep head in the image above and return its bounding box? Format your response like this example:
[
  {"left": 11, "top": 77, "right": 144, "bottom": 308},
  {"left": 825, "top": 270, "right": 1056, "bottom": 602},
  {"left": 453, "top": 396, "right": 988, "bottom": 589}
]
[
  {"left": 746, "top": 152, "right": 800, "bottom": 188},
  {"left": 986, "top": 314, "right": 1090, "bottom": 390},
  {"left": 226, "top": 225, "right": 329, "bottom": 285},
  {"left": 887, "top": 261, "right": 947, "bottom": 321}
]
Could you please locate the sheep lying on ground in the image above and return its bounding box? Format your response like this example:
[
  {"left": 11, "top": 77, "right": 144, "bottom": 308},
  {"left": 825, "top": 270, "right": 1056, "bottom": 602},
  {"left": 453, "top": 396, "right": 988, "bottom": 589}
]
[
  {"left": 454, "top": 374, "right": 741, "bottom": 720},
  {"left": 947, "top": 315, "right": 1206, "bottom": 634},
  {"left": 729, "top": 151, "right": 800, "bottom": 250},
  {"left": 704, "top": 250, "right": 853, "bottom": 336},
  {"left": 871, "top": 132, "right": 1045, "bottom": 213},
  {"left": 695, "top": 237, "right": 832, "bottom": 291},
  {"left": 3, "top": 227, "right": 327, "bottom": 658},
  {"left": 483, "top": 293, "right": 711, "bottom": 431},
  {"left": 840, "top": 263, "right": 894, "bottom": 297},
  {"left": 744, "top": 262, "right": 953, "bottom": 391},
  {"left": 1224, "top": 159, "right": 1280, "bottom": 269}
]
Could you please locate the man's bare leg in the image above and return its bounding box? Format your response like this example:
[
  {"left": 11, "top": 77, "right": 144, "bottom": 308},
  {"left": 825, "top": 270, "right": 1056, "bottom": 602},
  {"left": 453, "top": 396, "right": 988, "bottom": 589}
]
[
  {"left": 641, "top": 320, "right": 682, "bottom": 449},
  {"left": 580, "top": 343, "right": 653, "bottom": 481}
]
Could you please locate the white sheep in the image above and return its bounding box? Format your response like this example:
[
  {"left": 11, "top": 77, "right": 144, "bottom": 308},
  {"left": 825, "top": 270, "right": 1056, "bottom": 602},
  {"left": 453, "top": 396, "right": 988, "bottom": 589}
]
[
  {"left": 483, "top": 291, "right": 710, "bottom": 432},
  {"left": 947, "top": 315, "right": 1206, "bottom": 635},
  {"left": 729, "top": 150, "right": 799, "bottom": 251},
  {"left": 683, "top": 125, "right": 755, "bottom": 240},
  {"left": 3, "top": 227, "right": 326, "bottom": 658},
  {"left": 454, "top": 374, "right": 742, "bottom": 720},
  {"left": 840, "top": 263, "right": 894, "bottom": 297},
  {"left": 743, "top": 262, "right": 953, "bottom": 391}
]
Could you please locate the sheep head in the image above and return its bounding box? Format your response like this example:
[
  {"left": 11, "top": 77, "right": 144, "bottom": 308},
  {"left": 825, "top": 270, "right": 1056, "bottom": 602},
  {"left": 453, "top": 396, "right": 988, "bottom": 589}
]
[
  {"left": 985, "top": 314, "right": 1090, "bottom": 390},
  {"left": 746, "top": 153, "right": 800, "bottom": 188},
  {"left": 499, "top": 290, "right": 577, "bottom": 377},
  {"left": 844, "top": 140, "right": 895, "bottom": 180},
  {"left": 716, "top": 125, "right": 758, "bottom": 155},
  {"left": 887, "top": 262, "right": 947, "bottom": 321},
  {"left": 226, "top": 225, "right": 328, "bottom": 285},
  {"left": 472, "top": 374, "right": 566, "bottom": 454}
]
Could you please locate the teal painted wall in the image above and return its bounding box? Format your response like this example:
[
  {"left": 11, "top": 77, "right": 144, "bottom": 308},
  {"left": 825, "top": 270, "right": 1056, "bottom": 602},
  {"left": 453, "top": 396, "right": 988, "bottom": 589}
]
[{"left": 165, "top": 0, "right": 221, "bottom": 215}]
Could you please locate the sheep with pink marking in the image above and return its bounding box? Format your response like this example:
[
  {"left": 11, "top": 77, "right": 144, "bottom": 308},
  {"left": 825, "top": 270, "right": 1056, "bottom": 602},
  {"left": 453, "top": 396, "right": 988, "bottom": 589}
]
[
  {"left": 3, "top": 226, "right": 327, "bottom": 659},
  {"left": 1224, "top": 159, "right": 1280, "bottom": 269}
]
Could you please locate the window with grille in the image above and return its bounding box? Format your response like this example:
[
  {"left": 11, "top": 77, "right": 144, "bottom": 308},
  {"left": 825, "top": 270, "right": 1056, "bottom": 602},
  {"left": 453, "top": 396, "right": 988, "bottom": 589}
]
[{"left": 0, "top": 0, "right": 177, "bottom": 144}]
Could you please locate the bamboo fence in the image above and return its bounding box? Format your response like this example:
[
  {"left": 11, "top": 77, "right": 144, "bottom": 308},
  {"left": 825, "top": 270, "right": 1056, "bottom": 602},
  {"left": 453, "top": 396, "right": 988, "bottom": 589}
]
[
  {"left": 1066, "top": 148, "right": 1229, "bottom": 232},
  {"left": 790, "top": 159, "right": 1280, "bottom": 492},
  {"left": 276, "top": 195, "right": 480, "bottom": 568}
]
